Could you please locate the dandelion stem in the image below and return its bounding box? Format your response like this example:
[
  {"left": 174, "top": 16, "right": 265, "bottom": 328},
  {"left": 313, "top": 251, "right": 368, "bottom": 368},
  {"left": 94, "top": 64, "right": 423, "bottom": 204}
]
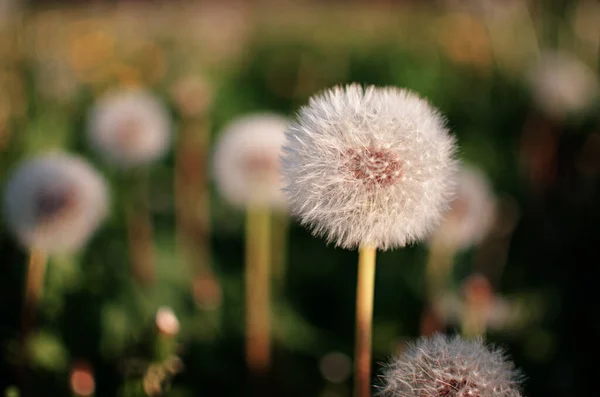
[
  {"left": 461, "top": 304, "right": 486, "bottom": 338},
  {"left": 20, "top": 249, "right": 48, "bottom": 395},
  {"left": 125, "top": 171, "right": 156, "bottom": 286},
  {"left": 271, "top": 213, "right": 289, "bottom": 296},
  {"left": 425, "top": 241, "right": 454, "bottom": 300},
  {"left": 245, "top": 206, "right": 272, "bottom": 373},
  {"left": 354, "top": 245, "right": 376, "bottom": 397}
]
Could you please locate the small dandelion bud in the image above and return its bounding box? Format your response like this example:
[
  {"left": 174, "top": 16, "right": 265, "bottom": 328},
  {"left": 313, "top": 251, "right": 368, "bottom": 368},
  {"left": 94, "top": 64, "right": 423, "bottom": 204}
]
[
  {"left": 70, "top": 360, "right": 95, "bottom": 397},
  {"left": 282, "top": 84, "right": 457, "bottom": 250},
  {"left": 380, "top": 333, "right": 522, "bottom": 397},
  {"left": 529, "top": 51, "right": 598, "bottom": 119},
  {"left": 213, "top": 113, "right": 289, "bottom": 209},
  {"left": 3, "top": 153, "right": 109, "bottom": 254},
  {"left": 429, "top": 165, "right": 495, "bottom": 251},
  {"left": 155, "top": 306, "right": 180, "bottom": 337},
  {"left": 87, "top": 89, "right": 171, "bottom": 168}
]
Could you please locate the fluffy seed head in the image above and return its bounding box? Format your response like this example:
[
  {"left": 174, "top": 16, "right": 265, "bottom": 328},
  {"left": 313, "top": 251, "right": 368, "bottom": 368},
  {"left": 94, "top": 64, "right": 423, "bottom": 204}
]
[
  {"left": 281, "top": 84, "right": 457, "bottom": 250},
  {"left": 3, "top": 153, "right": 109, "bottom": 254},
  {"left": 213, "top": 113, "right": 289, "bottom": 209},
  {"left": 429, "top": 165, "right": 495, "bottom": 250},
  {"left": 87, "top": 89, "right": 171, "bottom": 168},
  {"left": 529, "top": 51, "right": 598, "bottom": 118},
  {"left": 380, "top": 333, "right": 522, "bottom": 397}
]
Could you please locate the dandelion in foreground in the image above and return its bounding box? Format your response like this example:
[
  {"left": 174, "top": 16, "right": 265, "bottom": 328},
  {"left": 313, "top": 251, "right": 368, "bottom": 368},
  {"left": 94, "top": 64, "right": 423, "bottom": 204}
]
[
  {"left": 213, "top": 113, "right": 290, "bottom": 374},
  {"left": 87, "top": 88, "right": 171, "bottom": 168},
  {"left": 282, "top": 84, "right": 457, "bottom": 397},
  {"left": 88, "top": 88, "right": 171, "bottom": 285},
  {"left": 529, "top": 51, "right": 598, "bottom": 119},
  {"left": 380, "top": 333, "right": 522, "bottom": 397},
  {"left": 2, "top": 153, "right": 108, "bottom": 384}
]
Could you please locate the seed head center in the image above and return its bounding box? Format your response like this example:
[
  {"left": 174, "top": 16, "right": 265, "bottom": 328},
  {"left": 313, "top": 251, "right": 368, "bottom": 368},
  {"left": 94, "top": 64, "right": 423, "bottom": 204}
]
[
  {"left": 35, "top": 184, "right": 78, "bottom": 221},
  {"left": 345, "top": 147, "right": 403, "bottom": 188}
]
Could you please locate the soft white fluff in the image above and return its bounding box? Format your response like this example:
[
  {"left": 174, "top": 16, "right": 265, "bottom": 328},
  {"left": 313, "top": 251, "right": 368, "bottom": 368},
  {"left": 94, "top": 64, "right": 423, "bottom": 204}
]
[
  {"left": 3, "top": 153, "right": 109, "bottom": 254},
  {"left": 430, "top": 164, "right": 495, "bottom": 250},
  {"left": 529, "top": 51, "right": 598, "bottom": 118},
  {"left": 282, "top": 84, "right": 457, "bottom": 250},
  {"left": 381, "top": 333, "right": 522, "bottom": 397},
  {"left": 213, "top": 113, "right": 289, "bottom": 209},
  {"left": 87, "top": 89, "right": 171, "bottom": 168}
]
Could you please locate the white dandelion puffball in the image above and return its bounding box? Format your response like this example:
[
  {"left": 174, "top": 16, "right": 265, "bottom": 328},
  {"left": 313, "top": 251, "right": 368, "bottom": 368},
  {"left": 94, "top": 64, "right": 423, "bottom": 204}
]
[
  {"left": 87, "top": 89, "right": 171, "bottom": 168},
  {"left": 213, "top": 113, "right": 289, "bottom": 209},
  {"left": 430, "top": 165, "right": 495, "bottom": 250},
  {"left": 282, "top": 84, "right": 457, "bottom": 250},
  {"left": 381, "top": 333, "right": 522, "bottom": 397},
  {"left": 529, "top": 51, "right": 598, "bottom": 118},
  {"left": 3, "top": 153, "right": 109, "bottom": 254}
]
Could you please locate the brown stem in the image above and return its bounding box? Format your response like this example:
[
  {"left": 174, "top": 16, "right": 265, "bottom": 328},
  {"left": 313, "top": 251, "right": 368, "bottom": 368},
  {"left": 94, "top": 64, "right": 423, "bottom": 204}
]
[
  {"left": 354, "top": 245, "right": 376, "bottom": 397},
  {"left": 174, "top": 118, "right": 219, "bottom": 307},
  {"left": 125, "top": 181, "right": 156, "bottom": 286},
  {"left": 245, "top": 207, "right": 272, "bottom": 374}
]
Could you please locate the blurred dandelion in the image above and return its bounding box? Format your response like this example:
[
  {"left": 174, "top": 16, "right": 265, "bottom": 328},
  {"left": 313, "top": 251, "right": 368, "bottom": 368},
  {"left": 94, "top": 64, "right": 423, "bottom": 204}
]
[
  {"left": 87, "top": 88, "right": 171, "bottom": 169},
  {"left": 155, "top": 306, "right": 180, "bottom": 337},
  {"left": 3, "top": 153, "right": 108, "bottom": 254},
  {"left": 70, "top": 360, "right": 95, "bottom": 397},
  {"left": 87, "top": 88, "right": 171, "bottom": 286},
  {"left": 213, "top": 112, "right": 290, "bottom": 374},
  {"left": 2, "top": 153, "right": 108, "bottom": 391},
  {"left": 426, "top": 165, "right": 495, "bottom": 300},
  {"left": 433, "top": 274, "right": 528, "bottom": 337},
  {"left": 154, "top": 307, "right": 179, "bottom": 361},
  {"left": 282, "top": 84, "right": 457, "bottom": 397},
  {"left": 529, "top": 51, "right": 598, "bottom": 119},
  {"left": 380, "top": 333, "right": 522, "bottom": 397},
  {"left": 214, "top": 113, "right": 289, "bottom": 210}
]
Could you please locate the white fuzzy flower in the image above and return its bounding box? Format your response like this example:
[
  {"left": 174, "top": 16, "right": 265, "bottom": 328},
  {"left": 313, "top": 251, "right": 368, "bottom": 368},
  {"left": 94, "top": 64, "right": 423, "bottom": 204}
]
[
  {"left": 430, "top": 165, "right": 495, "bottom": 250},
  {"left": 529, "top": 51, "right": 598, "bottom": 118},
  {"left": 380, "top": 333, "right": 522, "bottom": 397},
  {"left": 3, "top": 153, "right": 109, "bottom": 254},
  {"left": 213, "top": 113, "right": 289, "bottom": 209},
  {"left": 87, "top": 89, "right": 171, "bottom": 168},
  {"left": 155, "top": 306, "right": 180, "bottom": 337},
  {"left": 281, "top": 84, "right": 457, "bottom": 250}
]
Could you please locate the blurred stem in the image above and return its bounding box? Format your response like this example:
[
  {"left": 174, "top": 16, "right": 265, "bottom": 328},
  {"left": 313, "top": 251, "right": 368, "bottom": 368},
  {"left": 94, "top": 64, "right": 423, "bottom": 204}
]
[
  {"left": 425, "top": 241, "right": 455, "bottom": 300},
  {"left": 245, "top": 207, "right": 272, "bottom": 374},
  {"left": 20, "top": 248, "right": 48, "bottom": 396},
  {"left": 174, "top": 117, "right": 219, "bottom": 308},
  {"left": 271, "top": 213, "right": 289, "bottom": 296},
  {"left": 461, "top": 304, "right": 486, "bottom": 339},
  {"left": 125, "top": 170, "right": 156, "bottom": 286},
  {"left": 354, "top": 245, "right": 376, "bottom": 397}
]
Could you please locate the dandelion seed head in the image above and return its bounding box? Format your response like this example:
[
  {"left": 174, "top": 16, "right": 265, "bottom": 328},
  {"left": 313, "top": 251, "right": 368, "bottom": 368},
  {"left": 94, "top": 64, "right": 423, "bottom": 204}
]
[
  {"left": 282, "top": 84, "right": 457, "bottom": 250},
  {"left": 3, "top": 153, "right": 109, "bottom": 254},
  {"left": 87, "top": 89, "right": 171, "bottom": 168},
  {"left": 430, "top": 165, "right": 495, "bottom": 250},
  {"left": 213, "top": 113, "right": 289, "bottom": 209},
  {"left": 380, "top": 333, "right": 522, "bottom": 397},
  {"left": 529, "top": 51, "right": 598, "bottom": 118}
]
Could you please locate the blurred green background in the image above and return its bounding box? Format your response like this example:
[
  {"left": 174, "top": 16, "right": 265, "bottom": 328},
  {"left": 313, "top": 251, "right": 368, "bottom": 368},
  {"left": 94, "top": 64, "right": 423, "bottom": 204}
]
[{"left": 0, "top": 1, "right": 599, "bottom": 396}]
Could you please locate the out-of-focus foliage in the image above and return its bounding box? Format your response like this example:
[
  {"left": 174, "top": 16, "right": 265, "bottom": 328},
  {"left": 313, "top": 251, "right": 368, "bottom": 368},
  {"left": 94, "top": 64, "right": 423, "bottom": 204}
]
[{"left": 0, "top": 2, "right": 599, "bottom": 396}]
